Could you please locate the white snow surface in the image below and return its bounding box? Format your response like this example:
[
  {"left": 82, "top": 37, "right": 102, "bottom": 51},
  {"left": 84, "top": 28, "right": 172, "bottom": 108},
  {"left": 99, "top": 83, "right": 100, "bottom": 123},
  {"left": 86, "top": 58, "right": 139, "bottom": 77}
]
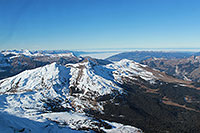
[
  {"left": 0, "top": 111, "right": 141, "bottom": 133},
  {"left": 0, "top": 112, "right": 81, "bottom": 133},
  {"left": 0, "top": 59, "right": 148, "bottom": 132}
]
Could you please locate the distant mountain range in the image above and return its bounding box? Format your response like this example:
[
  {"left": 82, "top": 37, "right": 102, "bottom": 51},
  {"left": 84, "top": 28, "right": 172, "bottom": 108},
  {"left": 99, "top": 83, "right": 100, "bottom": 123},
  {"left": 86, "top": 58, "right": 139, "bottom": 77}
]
[
  {"left": 0, "top": 52, "right": 200, "bottom": 132},
  {"left": 106, "top": 51, "right": 200, "bottom": 62},
  {"left": 0, "top": 49, "right": 80, "bottom": 80}
]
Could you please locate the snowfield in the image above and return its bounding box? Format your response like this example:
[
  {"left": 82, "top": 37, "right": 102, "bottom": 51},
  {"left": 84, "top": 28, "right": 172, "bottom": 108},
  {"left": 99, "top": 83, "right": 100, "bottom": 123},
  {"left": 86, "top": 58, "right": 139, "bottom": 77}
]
[{"left": 0, "top": 111, "right": 141, "bottom": 133}]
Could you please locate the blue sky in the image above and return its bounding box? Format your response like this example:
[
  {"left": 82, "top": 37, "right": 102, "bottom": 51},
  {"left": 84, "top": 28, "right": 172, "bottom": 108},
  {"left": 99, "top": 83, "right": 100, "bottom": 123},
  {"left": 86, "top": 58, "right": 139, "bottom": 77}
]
[{"left": 0, "top": 0, "right": 200, "bottom": 50}]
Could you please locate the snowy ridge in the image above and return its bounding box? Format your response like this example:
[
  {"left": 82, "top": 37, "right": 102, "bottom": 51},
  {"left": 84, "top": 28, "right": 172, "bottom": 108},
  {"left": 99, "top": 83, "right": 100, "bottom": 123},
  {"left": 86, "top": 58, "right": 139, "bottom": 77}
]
[
  {"left": 0, "top": 59, "right": 147, "bottom": 132},
  {"left": 65, "top": 59, "right": 124, "bottom": 113},
  {"left": 0, "top": 63, "right": 72, "bottom": 120},
  {"left": 67, "top": 59, "right": 123, "bottom": 96}
]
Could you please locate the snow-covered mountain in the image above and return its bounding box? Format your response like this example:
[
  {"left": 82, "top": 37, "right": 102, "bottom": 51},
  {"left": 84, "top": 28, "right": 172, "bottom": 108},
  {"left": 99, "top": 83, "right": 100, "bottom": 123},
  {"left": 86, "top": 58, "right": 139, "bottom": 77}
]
[
  {"left": 0, "top": 59, "right": 146, "bottom": 132},
  {"left": 0, "top": 57, "right": 199, "bottom": 132}
]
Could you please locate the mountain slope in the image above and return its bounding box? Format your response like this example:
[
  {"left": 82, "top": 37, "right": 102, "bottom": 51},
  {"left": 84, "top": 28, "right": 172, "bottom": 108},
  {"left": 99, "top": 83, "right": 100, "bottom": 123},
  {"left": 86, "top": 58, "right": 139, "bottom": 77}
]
[
  {"left": 142, "top": 56, "right": 200, "bottom": 82},
  {"left": 0, "top": 60, "right": 143, "bottom": 132},
  {"left": 0, "top": 59, "right": 200, "bottom": 132}
]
